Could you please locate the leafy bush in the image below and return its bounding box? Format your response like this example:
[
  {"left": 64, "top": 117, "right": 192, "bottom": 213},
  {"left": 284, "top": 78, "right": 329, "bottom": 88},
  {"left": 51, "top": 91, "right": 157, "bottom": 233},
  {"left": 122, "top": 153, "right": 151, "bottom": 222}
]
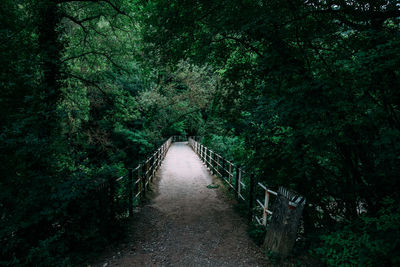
[
  {"left": 202, "top": 134, "right": 247, "bottom": 165},
  {"left": 313, "top": 197, "right": 400, "bottom": 266},
  {"left": 248, "top": 222, "right": 266, "bottom": 246}
]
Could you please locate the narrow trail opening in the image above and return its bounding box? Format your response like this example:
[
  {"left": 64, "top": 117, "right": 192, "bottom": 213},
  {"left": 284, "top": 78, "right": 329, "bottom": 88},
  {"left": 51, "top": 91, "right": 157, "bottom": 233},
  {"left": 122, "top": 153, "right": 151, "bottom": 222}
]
[{"left": 95, "top": 142, "right": 265, "bottom": 266}]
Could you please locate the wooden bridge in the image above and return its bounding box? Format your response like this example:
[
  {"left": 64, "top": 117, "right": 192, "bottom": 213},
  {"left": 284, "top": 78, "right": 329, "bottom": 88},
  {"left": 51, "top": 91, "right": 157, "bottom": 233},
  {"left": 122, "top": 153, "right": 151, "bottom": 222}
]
[{"left": 94, "top": 137, "right": 305, "bottom": 265}]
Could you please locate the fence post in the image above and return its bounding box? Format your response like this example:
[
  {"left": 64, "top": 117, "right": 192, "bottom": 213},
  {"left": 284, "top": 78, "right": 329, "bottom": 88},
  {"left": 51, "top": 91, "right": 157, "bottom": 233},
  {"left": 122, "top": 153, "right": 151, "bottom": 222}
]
[
  {"left": 208, "top": 149, "right": 211, "bottom": 170},
  {"left": 151, "top": 156, "right": 155, "bottom": 181},
  {"left": 134, "top": 166, "right": 139, "bottom": 198},
  {"left": 146, "top": 160, "right": 150, "bottom": 188},
  {"left": 108, "top": 176, "right": 115, "bottom": 219},
  {"left": 222, "top": 158, "right": 226, "bottom": 179},
  {"left": 210, "top": 150, "right": 213, "bottom": 174},
  {"left": 156, "top": 149, "right": 159, "bottom": 167},
  {"left": 128, "top": 168, "right": 133, "bottom": 217},
  {"left": 210, "top": 150, "right": 213, "bottom": 172},
  {"left": 142, "top": 164, "right": 146, "bottom": 199},
  {"left": 204, "top": 146, "right": 206, "bottom": 163},
  {"left": 208, "top": 149, "right": 211, "bottom": 169},
  {"left": 249, "top": 173, "right": 255, "bottom": 222},
  {"left": 216, "top": 155, "right": 220, "bottom": 177},
  {"left": 264, "top": 187, "right": 306, "bottom": 257},
  {"left": 235, "top": 165, "right": 240, "bottom": 198}
]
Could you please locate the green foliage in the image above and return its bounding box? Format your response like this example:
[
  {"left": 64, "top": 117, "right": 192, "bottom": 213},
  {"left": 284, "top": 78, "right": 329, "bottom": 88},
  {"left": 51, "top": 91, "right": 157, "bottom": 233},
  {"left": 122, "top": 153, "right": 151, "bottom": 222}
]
[
  {"left": 247, "top": 222, "right": 266, "bottom": 246},
  {"left": 0, "top": 0, "right": 161, "bottom": 265},
  {"left": 2, "top": 0, "right": 400, "bottom": 264},
  {"left": 206, "top": 183, "right": 219, "bottom": 189},
  {"left": 140, "top": 0, "right": 400, "bottom": 263},
  {"left": 267, "top": 250, "right": 281, "bottom": 265},
  {"left": 314, "top": 198, "right": 400, "bottom": 266}
]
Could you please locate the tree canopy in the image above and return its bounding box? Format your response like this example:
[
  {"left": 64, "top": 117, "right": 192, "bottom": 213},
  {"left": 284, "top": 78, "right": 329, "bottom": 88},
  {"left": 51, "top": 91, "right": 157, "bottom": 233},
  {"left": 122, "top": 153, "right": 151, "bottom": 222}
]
[{"left": 1, "top": 0, "right": 399, "bottom": 265}]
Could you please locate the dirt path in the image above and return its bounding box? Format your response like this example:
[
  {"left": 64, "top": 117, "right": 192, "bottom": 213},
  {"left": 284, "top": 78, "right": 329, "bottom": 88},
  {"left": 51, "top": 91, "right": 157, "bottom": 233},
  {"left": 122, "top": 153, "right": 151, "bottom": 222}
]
[{"left": 94, "top": 142, "right": 266, "bottom": 266}]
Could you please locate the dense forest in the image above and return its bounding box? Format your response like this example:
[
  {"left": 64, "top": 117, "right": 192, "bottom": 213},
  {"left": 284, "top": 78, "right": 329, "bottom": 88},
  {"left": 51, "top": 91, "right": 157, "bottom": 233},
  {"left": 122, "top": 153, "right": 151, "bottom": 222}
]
[{"left": 1, "top": 0, "right": 399, "bottom": 266}]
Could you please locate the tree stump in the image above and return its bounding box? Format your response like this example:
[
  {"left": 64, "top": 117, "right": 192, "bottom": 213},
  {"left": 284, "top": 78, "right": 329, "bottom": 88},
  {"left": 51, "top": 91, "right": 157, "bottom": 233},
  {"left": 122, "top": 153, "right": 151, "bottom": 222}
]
[{"left": 264, "top": 187, "right": 305, "bottom": 258}]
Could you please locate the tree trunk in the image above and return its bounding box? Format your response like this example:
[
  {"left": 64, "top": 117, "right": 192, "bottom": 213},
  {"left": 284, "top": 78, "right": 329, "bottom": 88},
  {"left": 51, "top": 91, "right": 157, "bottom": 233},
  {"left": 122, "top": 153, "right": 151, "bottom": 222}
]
[{"left": 37, "top": 0, "right": 62, "bottom": 136}]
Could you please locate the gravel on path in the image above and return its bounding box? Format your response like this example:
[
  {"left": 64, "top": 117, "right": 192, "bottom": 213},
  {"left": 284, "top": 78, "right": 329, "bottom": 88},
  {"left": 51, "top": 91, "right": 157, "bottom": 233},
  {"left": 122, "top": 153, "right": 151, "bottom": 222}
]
[{"left": 93, "top": 142, "right": 266, "bottom": 267}]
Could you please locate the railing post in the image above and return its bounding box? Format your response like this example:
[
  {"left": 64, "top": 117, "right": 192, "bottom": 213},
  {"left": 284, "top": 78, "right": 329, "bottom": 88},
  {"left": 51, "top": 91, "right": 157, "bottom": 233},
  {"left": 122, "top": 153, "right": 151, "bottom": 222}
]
[
  {"left": 209, "top": 150, "right": 211, "bottom": 172},
  {"left": 249, "top": 173, "right": 255, "bottom": 222},
  {"left": 222, "top": 158, "right": 226, "bottom": 179},
  {"left": 108, "top": 176, "right": 115, "bottom": 219},
  {"left": 263, "top": 190, "right": 270, "bottom": 226},
  {"left": 134, "top": 166, "right": 139, "bottom": 198},
  {"left": 209, "top": 150, "right": 213, "bottom": 174},
  {"left": 212, "top": 152, "right": 215, "bottom": 174},
  {"left": 128, "top": 168, "right": 133, "bottom": 217},
  {"left": 138, "top": 163, "right": 142, "bottom": 197},
  {"left": 156, "top": 149, "right": 159, "bottom": 168},
  {"left": 142, "top": 164, "right": 146, "bottom": 199},
  {"left": 207, "top": 149, "right": 210, "bottom": 169},
  {"left": 216, "top": 155, "right": 219, "bottom": 177},
  {"left": 158, "top": 148, "right": 161, "bottom": 167},
  {"left": 145, "top": 159, "right": 150, "bottom": 187},
  {"left": 152, "top": 155, "right": 155, "bottom": 181},
  {"left": 210, "top": 150, "right": 213, "bottom": 171},
  {"left": 235, "top": 165, "right": 240, "bottom": 198}
]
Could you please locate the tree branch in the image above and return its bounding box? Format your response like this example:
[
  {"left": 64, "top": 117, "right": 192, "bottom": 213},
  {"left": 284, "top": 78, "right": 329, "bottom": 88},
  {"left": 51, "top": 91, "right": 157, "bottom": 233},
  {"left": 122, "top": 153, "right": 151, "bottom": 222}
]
[
  {"left": 63, "top": 72, "right": 114, "bottom": 105},
  {"left": 62, "top": 51, "right": 130, "bottom": 73},
  {"left": 213, "top": 34, "right": 263, "bottom": 57},
  {"left": 168, "top": 108, "right": 202, "bottom": 126},
  {"left": 63, "top": 14, "right": 89, "bottom": 33},
  {"left": 57, "top": 0, "right": 133, "bottom": 20}
]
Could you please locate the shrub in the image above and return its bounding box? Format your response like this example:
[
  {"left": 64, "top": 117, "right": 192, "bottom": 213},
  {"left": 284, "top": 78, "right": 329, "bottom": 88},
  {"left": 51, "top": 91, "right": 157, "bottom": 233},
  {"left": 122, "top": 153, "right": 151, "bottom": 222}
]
[{"left": 313, "top": 197, "right": 400, "bottom": 266}]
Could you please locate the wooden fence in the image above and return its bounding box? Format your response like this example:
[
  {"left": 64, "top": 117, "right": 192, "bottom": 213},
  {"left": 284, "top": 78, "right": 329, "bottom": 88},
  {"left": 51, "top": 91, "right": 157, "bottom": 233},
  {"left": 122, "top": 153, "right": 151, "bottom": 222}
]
[
  {"left": 188, "top": 137, "right": 305, "bottom": 227},
  {"left": 96, "top": 137, "right": 172, "bottom": 219},
  {"left": 188, "top": 137, "right": 306, "bottom": 256},
  {"left": 188, "top": 137, "right": 280, "bottom": 225},
  {"left": 97, "top": 135, "right": 305, "bottom": 256}
]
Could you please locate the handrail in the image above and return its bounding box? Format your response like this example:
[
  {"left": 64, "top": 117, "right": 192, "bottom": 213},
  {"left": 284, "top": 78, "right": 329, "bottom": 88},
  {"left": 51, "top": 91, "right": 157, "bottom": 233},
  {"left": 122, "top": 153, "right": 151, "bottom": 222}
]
[
  {"left": 188, "top": 137, "right": 278, "bottom": 226},
  {"left": 97, "top": 137, "right": 173, "bottom": 218}
]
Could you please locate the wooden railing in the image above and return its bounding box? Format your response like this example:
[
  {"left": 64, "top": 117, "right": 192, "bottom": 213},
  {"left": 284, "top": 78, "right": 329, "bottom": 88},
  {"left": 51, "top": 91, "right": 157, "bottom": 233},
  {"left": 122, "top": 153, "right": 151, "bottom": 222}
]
[
  {"left": 188, "top": 137, "right": 300, "bottom": 228},
  {"left": 95, "top": 135, "right": 304, "bottom": 256},
  {"left": 96, "top": 137, "right": 172, "bottom": 218}
]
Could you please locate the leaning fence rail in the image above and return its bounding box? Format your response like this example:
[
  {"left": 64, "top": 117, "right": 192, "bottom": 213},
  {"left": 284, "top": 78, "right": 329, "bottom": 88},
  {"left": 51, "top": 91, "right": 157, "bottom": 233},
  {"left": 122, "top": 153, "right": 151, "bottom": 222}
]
[{"left": 188, "top": 137, "right": 303, "bottom": 230}]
